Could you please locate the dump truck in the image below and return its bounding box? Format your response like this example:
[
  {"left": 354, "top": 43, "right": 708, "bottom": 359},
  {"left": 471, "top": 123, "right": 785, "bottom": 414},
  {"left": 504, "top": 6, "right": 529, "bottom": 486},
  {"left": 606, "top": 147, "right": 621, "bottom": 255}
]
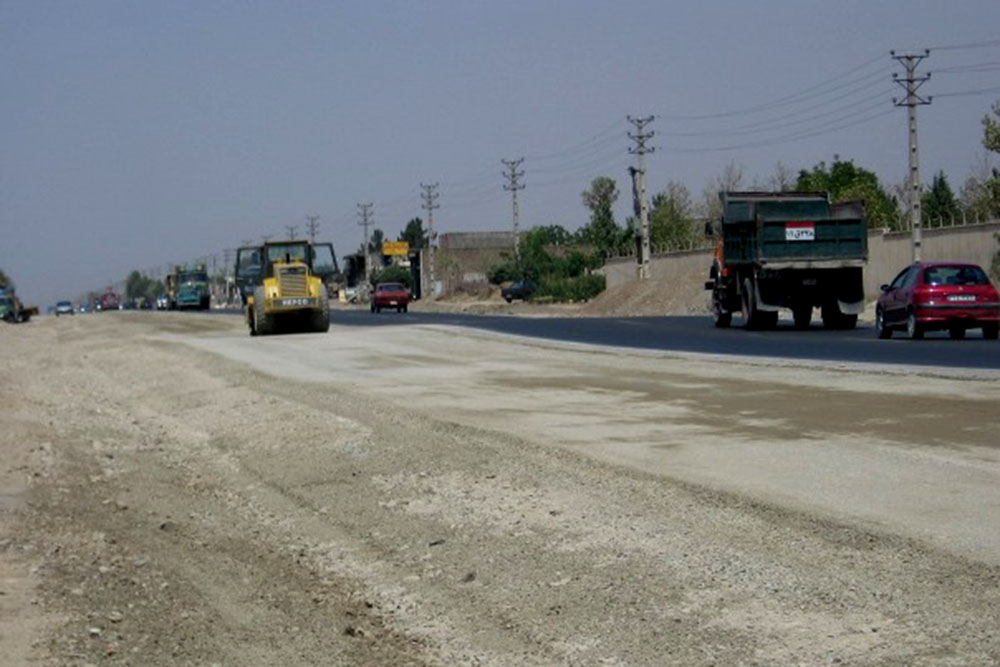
[
  {"left": 166, "top": 264, "right": 210, "bottom": 310},
  {"left": 0, "top": 286, "right": 38, "bottom": 323},
  {"left": 704, "top": 191, "right": 867, "bottom": 330},
  {"left": 234, "top": 240, "right": 339, "bottom": 336}
]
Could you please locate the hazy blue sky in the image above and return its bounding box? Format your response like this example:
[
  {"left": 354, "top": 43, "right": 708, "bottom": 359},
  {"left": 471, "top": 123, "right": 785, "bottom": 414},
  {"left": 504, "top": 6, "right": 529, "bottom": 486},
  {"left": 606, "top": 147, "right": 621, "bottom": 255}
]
[{"left": 2, "top": 1, "right": 999, "bottom": 305}]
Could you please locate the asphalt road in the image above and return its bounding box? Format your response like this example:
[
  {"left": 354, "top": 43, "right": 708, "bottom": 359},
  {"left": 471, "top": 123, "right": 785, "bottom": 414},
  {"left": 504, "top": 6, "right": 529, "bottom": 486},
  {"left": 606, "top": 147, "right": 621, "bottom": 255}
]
[{"left": 331, "top": 309, "right": 1000, "bottom": 370}]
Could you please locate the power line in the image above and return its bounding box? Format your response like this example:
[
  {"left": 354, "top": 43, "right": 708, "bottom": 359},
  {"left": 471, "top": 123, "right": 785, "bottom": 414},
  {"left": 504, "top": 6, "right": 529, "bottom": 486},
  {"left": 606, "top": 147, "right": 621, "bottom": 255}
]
[
  {"left": 658, "top": 52, "right": 886, "bottom": 120},
  {"left": 926, "top": 38, "right": 1000, "bottom": 52}
]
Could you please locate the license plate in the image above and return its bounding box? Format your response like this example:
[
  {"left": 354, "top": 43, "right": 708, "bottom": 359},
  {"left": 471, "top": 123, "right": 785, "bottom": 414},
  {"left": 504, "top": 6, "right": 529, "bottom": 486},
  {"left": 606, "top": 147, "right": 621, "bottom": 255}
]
[
  {"left": 275, "top": 298, "right": 315, "bottom": 307},
  {"left": 389, "top": 300, "right": 398, "bottom": 305},
  {"left": 785, "top": 222, "right": 815, "bottom": 241},
  {"left": 947, "top": 295, "right": 975, "bottom": 302}
]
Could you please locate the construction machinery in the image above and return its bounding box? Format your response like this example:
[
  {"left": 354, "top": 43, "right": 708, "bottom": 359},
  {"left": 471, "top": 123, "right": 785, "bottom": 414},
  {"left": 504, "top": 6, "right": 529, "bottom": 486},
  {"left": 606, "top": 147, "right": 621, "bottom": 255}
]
[
  {"left": 234, "top": 240, "right": 339, "bottom": 336},
  {"left": 0, "top": 286, "right": 38, "bottom": 323},
  {"left": 166, "top": 264, "right": 211, "bottom": 310},
  {"left": 705, "top": 191, "right": 867, "bottom": 330}
]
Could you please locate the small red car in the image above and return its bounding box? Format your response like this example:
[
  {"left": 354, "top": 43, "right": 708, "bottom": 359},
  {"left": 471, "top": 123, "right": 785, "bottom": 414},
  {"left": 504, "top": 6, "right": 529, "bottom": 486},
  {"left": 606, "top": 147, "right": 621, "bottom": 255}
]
[
  {"left": 370, "top": 282, "right": 410, "bottom": 313},
  {"left": 875, "top": 262, "right": 999, "bottom": 339}
]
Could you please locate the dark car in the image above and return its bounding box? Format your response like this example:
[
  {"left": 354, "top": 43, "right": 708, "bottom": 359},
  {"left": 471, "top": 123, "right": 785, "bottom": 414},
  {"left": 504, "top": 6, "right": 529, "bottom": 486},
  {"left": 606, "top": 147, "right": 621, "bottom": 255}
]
[
  {"left": 371, "top": 282, "right": 410, "bottom": 313},
  {"left": 501, "top": 280, "right": 534, "bottom": 303},
  {"left": 55, "top": 300, "right": 74, "bottom": 316},
  {"left": 875, "top": 262, "right": 1000, "bottom": 339}
]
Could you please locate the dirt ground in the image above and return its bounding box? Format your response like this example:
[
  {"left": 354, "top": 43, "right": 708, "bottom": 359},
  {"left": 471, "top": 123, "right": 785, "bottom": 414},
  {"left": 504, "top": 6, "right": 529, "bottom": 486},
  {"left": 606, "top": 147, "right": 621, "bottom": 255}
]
[{"left": 2, "top": 312, "right": 999, "bottom": 665}]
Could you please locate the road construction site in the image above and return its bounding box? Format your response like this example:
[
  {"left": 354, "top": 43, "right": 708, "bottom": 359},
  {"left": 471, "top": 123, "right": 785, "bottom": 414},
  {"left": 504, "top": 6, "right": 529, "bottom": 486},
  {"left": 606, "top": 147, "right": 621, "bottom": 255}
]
[{"left": 2, "top": 312, "right": 999, "bottom": 665}]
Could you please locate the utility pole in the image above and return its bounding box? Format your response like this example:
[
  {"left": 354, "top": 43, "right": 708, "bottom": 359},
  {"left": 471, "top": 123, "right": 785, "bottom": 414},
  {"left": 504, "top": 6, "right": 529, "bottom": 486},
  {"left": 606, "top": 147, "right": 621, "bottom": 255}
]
[
  {"left": 892, "top": 50, "right": 931, "bottom": 262},
  {"left": 420, "top": 182, "right": 440, "bottom": 297},
  {"left": 261, "top": 234, "right": 272, "bottom": 244},
  {"left": 285, "top": 224, "right": 298, "bottom": 240},
  {"left": 628, "top": 115, "right": 655, "bottom": 280},
  {"left": 501, "top": 158, "right": 525, "bottom": 257},
  {"left": 357, "top": 202, "right": 374, "bottom": 281},
  {"left": 305, "top": 215, "right": 320, "bottom": 244}
]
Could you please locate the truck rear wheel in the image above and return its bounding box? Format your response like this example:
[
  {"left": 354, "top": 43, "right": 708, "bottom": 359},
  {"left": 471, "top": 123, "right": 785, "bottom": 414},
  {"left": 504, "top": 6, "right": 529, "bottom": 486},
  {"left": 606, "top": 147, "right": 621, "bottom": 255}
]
[
  {"left": 742, "top": 279, "right": 776, "bottom": 330},
  {"left": 712, "top": 299, "right": 732, "bottom": 328}
]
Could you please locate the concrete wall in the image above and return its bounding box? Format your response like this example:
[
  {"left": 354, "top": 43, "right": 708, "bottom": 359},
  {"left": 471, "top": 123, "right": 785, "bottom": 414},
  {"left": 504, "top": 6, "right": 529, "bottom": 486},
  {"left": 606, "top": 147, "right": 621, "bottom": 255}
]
[
  {"left": 601, "top": 220, "right": 1000, "bottom": 301},
  {"left": 866, "top": 221, "right": 1000, "bottom": 294}
]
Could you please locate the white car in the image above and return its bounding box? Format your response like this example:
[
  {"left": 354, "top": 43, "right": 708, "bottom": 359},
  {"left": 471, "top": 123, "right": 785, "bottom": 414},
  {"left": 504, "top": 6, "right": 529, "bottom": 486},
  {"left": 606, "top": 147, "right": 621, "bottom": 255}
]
[{"left": 55, "top": 300, "right": 74, "bottom": 316}]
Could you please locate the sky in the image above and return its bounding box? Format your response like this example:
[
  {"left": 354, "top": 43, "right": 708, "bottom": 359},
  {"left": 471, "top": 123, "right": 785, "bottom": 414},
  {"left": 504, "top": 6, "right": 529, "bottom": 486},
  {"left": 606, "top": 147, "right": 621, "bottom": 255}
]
[{"left": 2, "top": 0, "right": 999, "bottom": 306}]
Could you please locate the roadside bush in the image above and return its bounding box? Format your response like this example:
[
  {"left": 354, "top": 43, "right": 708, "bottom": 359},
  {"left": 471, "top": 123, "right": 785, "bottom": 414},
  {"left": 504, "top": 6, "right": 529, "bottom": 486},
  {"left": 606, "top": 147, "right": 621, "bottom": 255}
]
[{"left": 538, "top": 273, "right": 606, "bottom": 302}]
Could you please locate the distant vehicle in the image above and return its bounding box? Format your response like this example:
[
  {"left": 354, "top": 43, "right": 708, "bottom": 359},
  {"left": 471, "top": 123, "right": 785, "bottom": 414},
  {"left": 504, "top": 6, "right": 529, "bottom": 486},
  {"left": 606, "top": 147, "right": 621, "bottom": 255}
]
[
  {"left": 99, "top": 291, "right": 120, "bottom": 312},
  {"left": 502, "top": 280, "right": 534, "bottom": 303},
  {"left": 166, "top": 264, "right": 210, "bottom": 310},
  {"left": 55, "top": 300, "right": 74, "bottom": 316},
  {"left": 705, "top": 191, "right": 867, "bottom": 329},
  {"left": 156, "top": 294, "right": 168, "bottom": 310},
  {"left": 78, "top": 303, "right": 90, "bottom": 314},
  {"left": 371, "top": 282, "right": 410, "bottom": 313},
  {"left": 875, "top": 262, "right": 999, "bottom": 340}
]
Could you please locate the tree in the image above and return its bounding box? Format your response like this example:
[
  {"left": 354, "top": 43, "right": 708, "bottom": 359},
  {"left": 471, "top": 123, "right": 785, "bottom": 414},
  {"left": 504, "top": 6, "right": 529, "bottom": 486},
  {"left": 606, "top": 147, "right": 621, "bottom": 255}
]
[
  {"left": 700, "top": 162, "right": 745, "bottom": 221},
  {"left": 795, "top": 158, "right": 898, "bottom": 229},
  {"left": 649, "top": 181, "right": 696, "bottom": 250},
  {"left": 368, "top": 228, "right": 385, "bottom": 254},
  {"left": 977, "top": 100, "right": 1000, "bottom": 218},
  {"left": 0, "top": 267, "right": 9, "bottom": 287},
  {"left": 579, "top": 176, "right": 620, "bottom": 255},
  {"left": 921, "top": 171, "right": 960, "bottom": 226},
  {"left": 531, "top": 224, "right": 573, "bottom": 247},
  {"left": 372, "top": 264, "right": 411, "bottom": 288},
  {"left": 984, "top": 100, "right": 1000, "bottom": 152},
  {"left": 398, "top": 217, "right": 426, "bottom": 250}
]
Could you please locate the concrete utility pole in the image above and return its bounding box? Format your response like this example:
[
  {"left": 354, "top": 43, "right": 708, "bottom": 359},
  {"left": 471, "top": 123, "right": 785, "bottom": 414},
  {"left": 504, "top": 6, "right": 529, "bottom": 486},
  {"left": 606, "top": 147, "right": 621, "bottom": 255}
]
[
  {"left": 501, "top": 158, "right": 525, "bottom": 256},
  {"left": 420, "top": 182, "right": 440, "bottom": 297},
  {"left": 285, "top": 224, "right": 298, "bottom": 240},
  {"left": 357, "top": 202, "right": 374, "bottom": 281},
  {"left": 305, "top": 215, "right": 320, "bottom": 244},
  {"left": 628, "top": 115, "right": 655, "bottom": 280},
  {"left": 892, "top": 50, "right": 931, "bottom": 262}
]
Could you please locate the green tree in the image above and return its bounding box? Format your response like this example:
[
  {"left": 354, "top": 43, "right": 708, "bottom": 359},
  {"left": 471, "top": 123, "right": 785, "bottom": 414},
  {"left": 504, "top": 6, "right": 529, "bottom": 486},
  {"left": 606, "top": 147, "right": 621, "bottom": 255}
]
[
  {"left": 649, "top": 181, "right": 696, "bottom": 250},
  {"left": 579, "top": 176, "right": 620, "bottom": 256},
  {"left": 984, "top": 100, "right": 1000, "bottom": 152},
  {"left": 372, "top": 264, "right": 411, "bottom": 288},
  {"left": 979, "top": 100, "right": 1000, "bottom": 218},
  {"left": 0, "top": 267, "right": 9, "bottom": 287},
  {"left": 398, "top": 217, "right": 426, "bottom": 250},
  {"left": 921, "top": 171, "right": 960, "bottom": 226},
  {"left": 531, "top": 224, "right": 573, "bottom": 247},
  {"left": 796, "top": 158, "right": 898, "bottom": 229}
]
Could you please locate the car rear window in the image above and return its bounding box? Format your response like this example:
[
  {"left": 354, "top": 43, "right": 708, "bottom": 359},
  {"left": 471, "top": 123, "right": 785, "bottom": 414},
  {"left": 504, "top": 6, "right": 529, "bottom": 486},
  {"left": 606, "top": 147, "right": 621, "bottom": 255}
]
[
  {"left": 378, "top": 283, "right": 404, "bottom": 291},
  {"left": 923, "top": 266, "right": 990, "bottom": 286}
]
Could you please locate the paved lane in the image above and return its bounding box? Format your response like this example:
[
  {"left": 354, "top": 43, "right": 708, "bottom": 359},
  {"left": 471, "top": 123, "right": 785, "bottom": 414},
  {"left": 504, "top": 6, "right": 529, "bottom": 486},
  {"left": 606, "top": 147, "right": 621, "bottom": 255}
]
[{"left": 332, "top": 309, "right": 1000, "bottom": 370}]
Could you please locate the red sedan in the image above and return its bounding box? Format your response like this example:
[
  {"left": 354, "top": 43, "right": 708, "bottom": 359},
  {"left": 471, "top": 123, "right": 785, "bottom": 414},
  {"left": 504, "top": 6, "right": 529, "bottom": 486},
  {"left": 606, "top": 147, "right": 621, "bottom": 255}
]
[
  {"left": 875, "top": 262, "right": 999, "bottom": 339},
  {"left": 370, "top": 282, "right": 410, "bottom": 313}
]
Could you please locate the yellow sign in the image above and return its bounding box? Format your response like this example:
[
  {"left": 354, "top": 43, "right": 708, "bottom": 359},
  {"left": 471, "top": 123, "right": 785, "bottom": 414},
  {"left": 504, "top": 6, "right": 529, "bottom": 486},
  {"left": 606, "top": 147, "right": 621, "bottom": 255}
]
[{"left": 382, "top": 241, "right": 410, "bottom": 256}]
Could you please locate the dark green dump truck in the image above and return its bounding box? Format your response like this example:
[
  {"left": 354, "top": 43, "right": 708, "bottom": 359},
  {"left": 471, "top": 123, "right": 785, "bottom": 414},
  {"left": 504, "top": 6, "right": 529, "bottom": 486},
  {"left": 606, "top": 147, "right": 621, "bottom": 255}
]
[{"left": 705, "top": 191, "right": 867, "bottom": 330}]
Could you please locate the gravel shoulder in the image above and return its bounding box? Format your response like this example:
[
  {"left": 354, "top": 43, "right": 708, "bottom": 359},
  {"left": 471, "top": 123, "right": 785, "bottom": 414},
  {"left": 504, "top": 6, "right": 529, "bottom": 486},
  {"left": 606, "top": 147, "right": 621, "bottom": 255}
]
[{"left": 2, "top": 312, "right": 998, "bottom": 665}]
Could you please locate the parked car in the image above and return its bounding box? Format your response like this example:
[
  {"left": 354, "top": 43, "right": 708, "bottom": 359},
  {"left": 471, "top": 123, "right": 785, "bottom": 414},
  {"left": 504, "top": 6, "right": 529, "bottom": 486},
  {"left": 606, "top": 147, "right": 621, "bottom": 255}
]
[
  {"left": 501, "top": 280, "right": 534, "bottom": 303},
  {"left": 55, "top": 300, "right": 74, "bottom": 316},
  {"left": 875, "top": 262, "right": 999, "bottom": 340},
  {"left": 370, "top": 282, "right": 410, "bottom": 313}
]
